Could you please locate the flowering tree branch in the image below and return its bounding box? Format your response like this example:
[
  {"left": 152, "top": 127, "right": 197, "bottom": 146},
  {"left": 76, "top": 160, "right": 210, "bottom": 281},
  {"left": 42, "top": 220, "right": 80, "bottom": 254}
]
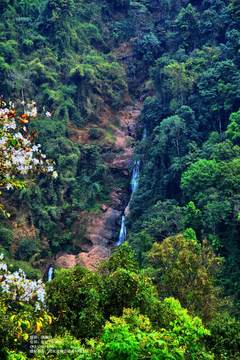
[{"left": 0, "top": 99, "right": 57, "bottom": 216}]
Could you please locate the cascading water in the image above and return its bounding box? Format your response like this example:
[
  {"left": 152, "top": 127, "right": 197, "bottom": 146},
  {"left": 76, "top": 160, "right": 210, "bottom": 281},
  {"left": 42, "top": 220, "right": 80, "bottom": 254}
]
[
  {"left": 131, "top": 160, "right": 140, "bottom": 194},
  {"left": 47, "top": 266, "right": 54, "bottom": 282},
  {"left": 116, "top": 215, "right": 127, "bottom": 246},
  {"left": 142, "top": 127, "right": 147, "bottom": 141},
  {"left": 116, "top": 128, "right": 146, "bottom": 246}
]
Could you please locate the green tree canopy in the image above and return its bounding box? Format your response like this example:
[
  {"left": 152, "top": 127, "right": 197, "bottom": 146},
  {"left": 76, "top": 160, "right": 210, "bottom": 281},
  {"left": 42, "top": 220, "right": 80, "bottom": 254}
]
[{"left": 148, "top": 234, "right": 222, "bottom": 321}]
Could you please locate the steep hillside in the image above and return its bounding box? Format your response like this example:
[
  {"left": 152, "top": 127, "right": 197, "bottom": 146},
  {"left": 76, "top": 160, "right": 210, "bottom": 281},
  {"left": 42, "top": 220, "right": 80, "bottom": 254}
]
[
  {"left": 0, "top": 0, "right": 139, "bottom": 271},
  {"left": 56, "top": 102, "right": 142, "bottom": 269},
  {"left": 1, "top": 0, "right": 240, "bottom": 302},
  {"left": 2, "top": 1, "right": 240, "bottom": 359}
]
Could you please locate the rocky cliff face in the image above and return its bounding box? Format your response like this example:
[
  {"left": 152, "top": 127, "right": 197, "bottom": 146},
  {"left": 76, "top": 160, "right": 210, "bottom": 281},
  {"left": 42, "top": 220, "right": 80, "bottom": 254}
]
[{"left": 56, "top": 103, "right": 141, "bottom": 270}]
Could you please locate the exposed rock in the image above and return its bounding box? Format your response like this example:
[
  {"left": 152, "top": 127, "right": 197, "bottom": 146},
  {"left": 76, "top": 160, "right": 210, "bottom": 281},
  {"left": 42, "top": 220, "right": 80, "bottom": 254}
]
[
  {"left": 109, "top": 149, "right": 134, "bottom": 170},
  {"left": 77, "top": 245, "right": 110, "bottom": 271},
  {"left": 11, "top": 215, "right": 38, "bottom": 255},
  {"left": 12, "top": 222, "right": 37, "bottom": 240},
  {"left": 85, "top": 207, "right": 121, "bottom": 246},
  {"left": 110, "top": 189, "right": 126, "bottom": 209},
  {"left": 124, "top": 203, "right": 130, "bottom": 218},
  {"left": 106, "top": 103, "right": 141, "bottom": 171},
  {"left": 55, "top": 246, "right": 110, "bottom": 271},
  {"left": 55, "top": 253, "right": 77, "bottom": 268},
  {"left": 60, "top": 103, "right": 142, "bottom": 271},
  {"left": 101, "top": 204, "right": 108, "bottom": 212}
]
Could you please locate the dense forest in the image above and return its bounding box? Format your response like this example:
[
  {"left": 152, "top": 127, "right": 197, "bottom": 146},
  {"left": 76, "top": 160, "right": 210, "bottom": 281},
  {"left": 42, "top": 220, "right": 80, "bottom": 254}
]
[{"left": 1, "top": 0, "right": 240, "bottom": 359}]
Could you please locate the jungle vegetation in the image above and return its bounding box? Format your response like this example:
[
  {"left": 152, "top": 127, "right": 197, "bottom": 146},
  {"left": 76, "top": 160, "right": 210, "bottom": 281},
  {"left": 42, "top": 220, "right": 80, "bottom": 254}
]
[{"left": 1, "top": 0, "right": 240, "bottom": 359}]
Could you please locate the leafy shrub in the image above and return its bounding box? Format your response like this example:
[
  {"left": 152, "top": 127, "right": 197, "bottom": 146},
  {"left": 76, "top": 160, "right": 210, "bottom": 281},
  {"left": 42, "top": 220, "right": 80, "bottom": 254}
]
[
  {"left": 0, "top": 226, "right": 13, "bottom": 249},
  {"left": 15, "top": 238, "right": 40, "bottom": 261}
]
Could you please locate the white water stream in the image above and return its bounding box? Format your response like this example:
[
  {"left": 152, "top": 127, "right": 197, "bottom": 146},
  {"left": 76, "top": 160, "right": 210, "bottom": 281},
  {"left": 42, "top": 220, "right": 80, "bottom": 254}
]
[{"left": 116, "top": 128, "right": 146, "bottom": 246}]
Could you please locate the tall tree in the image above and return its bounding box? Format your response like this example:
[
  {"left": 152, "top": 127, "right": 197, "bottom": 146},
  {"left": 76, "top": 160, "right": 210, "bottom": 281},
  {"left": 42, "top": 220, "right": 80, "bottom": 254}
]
[{"left": 148, "top": 234, "right": 222, "bottom": 321}]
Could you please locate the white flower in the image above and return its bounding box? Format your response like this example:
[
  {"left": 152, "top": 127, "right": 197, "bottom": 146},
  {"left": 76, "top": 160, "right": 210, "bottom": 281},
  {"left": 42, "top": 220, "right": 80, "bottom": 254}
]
[
  {"left": 52, "top": 171, "right": 58, "bottom": 179},
  {"left": 0, "top": 99, "right": 55, "bottom": 193},
  {"left": 6, "top": 183, "right": 14, "bottom": 190},
  {"left": 15, "top": 133, "right": 24, "bottom": 140},
  {"left": 32, "top": 158, "right": 40, "bottom": 165},
  {"left": 3, "top": 120, "right": 16, "bottom": 130},
  {"left": 0, "top": 261, "right": 46, "bottom": 310},
  {"left": 47, "top": 165, "right": 54, "bottom": 172},
  {"left": 0, "top": 262, "right": 7, "bottom": 271},
  {"left": 32, "top": 145, "right": 39, "bottom": 152}
]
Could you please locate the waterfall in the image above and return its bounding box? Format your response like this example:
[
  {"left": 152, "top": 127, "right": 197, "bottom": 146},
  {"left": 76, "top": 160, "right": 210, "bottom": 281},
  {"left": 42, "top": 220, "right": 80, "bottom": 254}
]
[
  {"left": 116, "top": 162, "right": 139, "bottom": 246},
  {"left": 131, "top": 160, "right": 140, "bottom": 194},
  {"left": 130, "top": 127, "right": 146, "bottom": 196},
  {"left": 142, "top": 127, "right": 147, "bottom": 140},
  {"left": 116, "top": 128, "right": 146, "bottom": 246},
  {"left": 116, "top": 215, "right": 127, "bottom": 246},
  {"left": 47, "top": 266, "right": 54, "bottom": 282}
]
